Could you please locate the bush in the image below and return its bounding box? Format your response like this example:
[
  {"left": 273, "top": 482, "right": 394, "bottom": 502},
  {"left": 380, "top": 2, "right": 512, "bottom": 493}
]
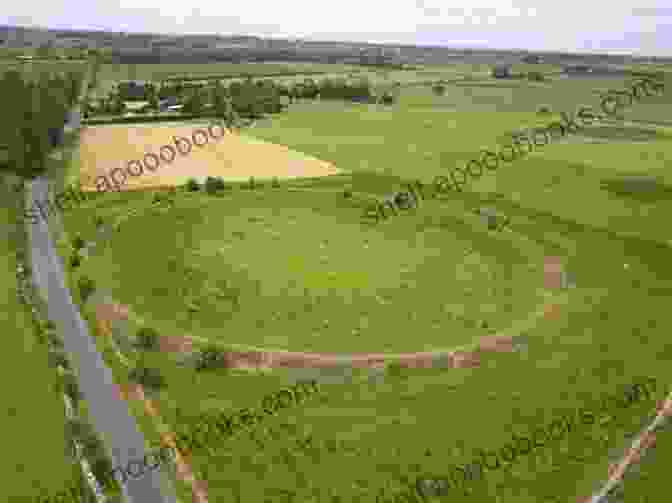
[
  {"left": 72, "top": 234, "right": 85, "bottom": 251},
  {"left": 271, "top": 176, "right": 281, "bottom": 188},
  {"left": 135, "top": 327, "right": 160, "bottom": 351},
  {"left": 70, "top": 253, "right": 82, "bottom": 269},
  {"left": 196, "top": 345, "right": 227, "bottom": 372},
  {"left": 77, "top": 275, "right": 96, "bottom": 303},
  {"left": 537, "top": 104, "right": 552, "bottom": 114},
  {"left": 432, "top": 84, "right": 446, "bottom": 96},
  {"left": 128, "top": 366, "right": 166, "bottom": 391},
  {"left": 204, "top": 176, "right": 226, "bottom": 194},
  {"left": 48, "top": 350, "right": 70, "bottom": 370},
  {"left": 62, "top": 373, "right": 83, "bottom": 403},
  {"left": 386, "top": 362, "right": 408, "bottom": 380},
  {"left": 185, "top": 178, "right": 200, "bottom": 192}
]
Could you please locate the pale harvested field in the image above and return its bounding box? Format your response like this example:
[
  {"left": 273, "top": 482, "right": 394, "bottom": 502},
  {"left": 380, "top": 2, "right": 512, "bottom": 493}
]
[{"left": 77, "top": 122, "right": 341, "bottom": 191}]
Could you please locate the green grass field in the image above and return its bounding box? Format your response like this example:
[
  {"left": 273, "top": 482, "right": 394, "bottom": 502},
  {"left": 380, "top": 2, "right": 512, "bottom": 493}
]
[
  {"left": 0, "top": 176, "right": 80, "bottom": 502},
  {"left": 58, "top": 62, "right": 672, "bottom": 503},
  {"left": 0, "top": 59, "right": 88, "bottom": 78}
]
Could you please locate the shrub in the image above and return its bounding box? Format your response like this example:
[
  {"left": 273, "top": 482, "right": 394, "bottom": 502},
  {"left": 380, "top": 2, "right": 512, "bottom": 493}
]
[
  {"left": 204, "top": 176, "right": 226, "bottom": 194},
  {"left": 77, "top": 275, "right": 96, "bottom": 303},
  {"left": 196, "top": 345, "right": 227, "bottom": 372},
  {"left": 271, "top": 176, "right": 281, "bottom": 188},
  {"left": 185, "top": 178, "right": 200, "bottom": 192},
  {"left": 214, "top": 176, "right": 227, "bottom": 191},
  {"left": 70, "top": 253, "right": 82, "bottom": 269},
  {"left": 48, "top": 350, "right": 70, "bottom": 370},
  {"left": 537, "top": 104, "right": 552, "bottom": 114},
  {"left": 72, "top": 234, "right": 85, "bottom": 251},
  {"left": 129, "top": 366, "right": 166, "bottom": 391},
  {"left": 62, "top": 373, "right": 83, "bottom": 404},
  {"left": 386, "top": 361, "right": 408, "bottom": 379},
  {"left": 135, "top": 326, "right": 160, "bottom": 351}
]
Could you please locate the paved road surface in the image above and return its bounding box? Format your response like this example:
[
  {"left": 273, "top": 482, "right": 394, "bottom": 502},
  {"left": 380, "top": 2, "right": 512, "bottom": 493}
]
[{"left": 27, "top": 80, "right": 178, "bottom": 503}]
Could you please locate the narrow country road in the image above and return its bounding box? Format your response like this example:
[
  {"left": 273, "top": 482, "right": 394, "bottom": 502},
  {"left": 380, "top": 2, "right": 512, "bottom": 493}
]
[{"left": 27, "top": 81, "right": 178, "bottom": 503}]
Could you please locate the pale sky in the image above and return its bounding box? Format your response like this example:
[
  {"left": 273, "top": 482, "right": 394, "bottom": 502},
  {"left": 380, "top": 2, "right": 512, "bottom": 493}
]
[{"left": 2, "top": 1, "right": 671, "bottom": 57}]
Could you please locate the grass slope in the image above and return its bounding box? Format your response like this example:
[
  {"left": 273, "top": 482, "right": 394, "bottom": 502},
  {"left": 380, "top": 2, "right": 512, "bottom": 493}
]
[{"left": 0, "top": 177, "right": 78, "bottom": 501}]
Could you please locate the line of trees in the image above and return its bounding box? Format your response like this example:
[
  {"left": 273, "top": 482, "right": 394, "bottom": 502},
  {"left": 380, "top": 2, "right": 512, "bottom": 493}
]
[
  {"left": 1, "top": 69, "right": 83, "bottom": 177},
  {"left": 87, "top": 73, "right": 390, "bottom": 126}
]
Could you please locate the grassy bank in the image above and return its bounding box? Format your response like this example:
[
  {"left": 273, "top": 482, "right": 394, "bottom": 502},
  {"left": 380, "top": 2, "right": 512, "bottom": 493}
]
[{"left": 0, "top": 175, "right": 80, "bottom": 501}]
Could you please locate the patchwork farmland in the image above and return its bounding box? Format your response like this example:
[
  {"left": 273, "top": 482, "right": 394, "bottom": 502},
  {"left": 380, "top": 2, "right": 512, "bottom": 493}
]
[{"left": 4, "top": 43, "right": 672, "bottom": 503}]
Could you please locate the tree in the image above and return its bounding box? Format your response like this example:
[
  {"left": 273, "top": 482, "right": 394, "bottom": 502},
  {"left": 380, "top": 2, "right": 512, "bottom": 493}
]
[
  {"left": 77, "top": 275, "right": 96, "bottom": 303},
  {"left": 196, "top": 345, "right": 226, "bottom": 372},
  {"left": 186, "top": 178, "right": 200, "bottom": 191},
  {"left": 48, "top": 350, "right": 70, "bottom": 370},
  {"left": 148, "top": 95, "right": 159, "bottom": 111},
  {"left": 129, "top": 366, "right": 166, "bottom": 392},
  {"left": 205, "top": 176, "right": 226, "bottom": 194},
  {"left": 70, "top": 252, "right": 82, "bottom": 269},
  {"left": 381, "top": 92, "right": 395, "bottom": 105},
  {"left": 134, "top": 327, "right": 160, "bottom": 351},
  {"left": 213, "top": 86, "right": 240, "bottom": 128},
  {"left": 20, "top": 80, "right": 52, "bottom": 176},
  {"left": 62, "top": 373, "right": 84, "bottom": 404},
  {"left": 72, "top": 234, "right": 86, "bottom": 251},
  {"left": 432, "top": 83, "right": 446, "bottom": 96},
  {"left": 182, "top": 90, "right": 204, "bottom": 115},
  {"left": 65, "top": 71, "right": 83, "bottom": 105},
  {"left": 144, "top": 82, "right": 157, "bottom": 101}
]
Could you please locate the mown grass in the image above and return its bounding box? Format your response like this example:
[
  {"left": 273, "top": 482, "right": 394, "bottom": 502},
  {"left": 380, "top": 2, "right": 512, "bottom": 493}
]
[
  {"left": 59, "top": 62, "right": 672, "bottom": 502},
  {"left": 0, "top": 177, "right": 79, "bottom": 501}
]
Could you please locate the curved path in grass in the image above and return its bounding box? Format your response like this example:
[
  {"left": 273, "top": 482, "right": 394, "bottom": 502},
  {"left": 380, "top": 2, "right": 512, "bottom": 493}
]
[{"left": 103, "top": 289, "right": 572, "bottom": 373}]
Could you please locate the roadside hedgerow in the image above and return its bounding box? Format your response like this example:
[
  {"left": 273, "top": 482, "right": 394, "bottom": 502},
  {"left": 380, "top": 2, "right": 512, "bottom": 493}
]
[{"left": 77, "top": 275, "right": 96, "bottom": 303}]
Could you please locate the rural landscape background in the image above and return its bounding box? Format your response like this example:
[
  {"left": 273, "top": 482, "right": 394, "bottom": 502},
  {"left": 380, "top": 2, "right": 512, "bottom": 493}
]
[{"left": 1, "top": 13, "right": 671, "bottom": 503}]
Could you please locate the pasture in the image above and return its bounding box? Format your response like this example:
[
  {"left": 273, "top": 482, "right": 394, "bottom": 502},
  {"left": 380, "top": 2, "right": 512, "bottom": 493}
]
[{"left": 58, "top": 62, "right": 672, "bottom": 503}]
